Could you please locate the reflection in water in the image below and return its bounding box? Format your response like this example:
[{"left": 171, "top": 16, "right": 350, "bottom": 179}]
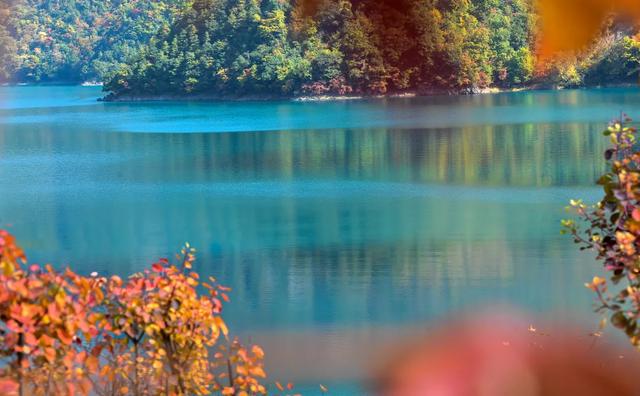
[
  {"left": 0, "top": 121, "right": 604, "bottom": 329},
  {"left": 0, "top": 87, "right": 631, "bottom": 389},
  {"left": 0, "top": 123, "right": 608, "bottom": 186}
]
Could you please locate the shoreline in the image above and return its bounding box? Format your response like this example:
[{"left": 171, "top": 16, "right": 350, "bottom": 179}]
[
  {"left": 97, "top": 83, "right": 639, "bottom": 103},
  {"left": 100, "top": 91, "right": 419, "bottom": 103},
  {"left": 3, "top": 82, "right": 638, "bottom": 103},
  {"left": 98, "top": 86, "right": 535, "bottom": 103}
]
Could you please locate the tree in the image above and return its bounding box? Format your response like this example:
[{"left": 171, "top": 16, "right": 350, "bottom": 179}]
[
  {"left": 0, "top": 0, "right": 18, "bottom": 82},
  {"left": 442, "top": 0, "right": 493, "bottom": 90},
  {"left": 584, "top": 35, "right": 640, "bottom": 86}
]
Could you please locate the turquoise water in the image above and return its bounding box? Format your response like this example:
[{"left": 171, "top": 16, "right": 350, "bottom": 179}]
[{"left": 1, "top": 86, "right": 638, "bottom": 393}]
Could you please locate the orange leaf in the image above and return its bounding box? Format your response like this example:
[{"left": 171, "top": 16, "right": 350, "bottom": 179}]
[
  {"left": 251, "top": 367, "right": 266, "bottom": 378},
  {"left": 43, "top": 347, "right": 56, "bottom": 363},
  {"left": 56, "top": 328, "right": 73, "bottom": 345},
  {"left": 86, "top": 355, "right": 99, "bottom": 373},
  {"left": 24, "top": 332, "right": 37, "bottom": 346},
  {"left": 252, "top": 345, "right": 264, "bottom": 359}
]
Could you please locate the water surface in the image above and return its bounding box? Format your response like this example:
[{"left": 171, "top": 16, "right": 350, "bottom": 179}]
[{"left": 1, "top": 86, "right": 637, "bottom": 392}]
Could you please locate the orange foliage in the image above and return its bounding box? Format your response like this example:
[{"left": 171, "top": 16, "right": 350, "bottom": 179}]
[
  {"left": 0, "top": 231, "right": 287, "bottom": 396},
  {"left": 298, "top": 0, "right": 640, "bottom": 61},
  {"left": 0, "top": 230, "right": 26, "bottom": 268},
  {"left": 537, "top": 0, "right": 640, "bottom": 56},
  {"left": 0, "top": 231, "right": 103, "bottom": 395}
]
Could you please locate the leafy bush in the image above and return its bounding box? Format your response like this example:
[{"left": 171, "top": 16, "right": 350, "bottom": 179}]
[
  {"left": 301, "top": 77, "right": 353, "bottom": 96},
  {"left": 563, "top": 116, "right": 640, "bottom": 345},
  {"left": 0, "top": 230, "right": 286, "bottom": 396}
]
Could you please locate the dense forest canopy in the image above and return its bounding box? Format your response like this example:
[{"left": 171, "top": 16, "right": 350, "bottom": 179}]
[
  {"left": 0, "top": 0, "right": 638, "bottom": 97},
  {"left": 0, "top": 0, "right": 188, "bottom": 82}
]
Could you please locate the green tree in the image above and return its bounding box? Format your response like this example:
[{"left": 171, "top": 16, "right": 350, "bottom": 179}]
[{"left": 584, "top": 36, "right": 640, "bottom": 86}]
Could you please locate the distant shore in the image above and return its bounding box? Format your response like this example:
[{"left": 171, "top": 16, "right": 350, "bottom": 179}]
[
  {"left": 101, "top": 91, "right": 420, "bottom": 103},
  {"left": 3, "top": 82, "right": 637, "bottom": 103},
  {"left": 102, "top": 83, "right": 640, "bottom": 103},
  {"left": 99, "top": 86, "right": 530, "bottom": 103}
]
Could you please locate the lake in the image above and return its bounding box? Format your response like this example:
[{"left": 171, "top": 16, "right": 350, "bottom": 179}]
[{"left": 0, "top": 86, "right": 638, "bottom": 393}]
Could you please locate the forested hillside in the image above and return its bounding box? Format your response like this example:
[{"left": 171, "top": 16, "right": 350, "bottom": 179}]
[
  {"left": 1, "top": 0, "right": 639, "bottom": 98},
  {"left": 105, "top": 0, "right": 539, "bottom": 97},
  {"left": 0, "top": 0, "right": 187, "bottom": 82}
]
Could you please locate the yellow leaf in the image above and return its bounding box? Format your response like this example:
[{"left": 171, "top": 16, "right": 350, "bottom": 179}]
[
  {"left": 215, "top": 316, "right": 228, "bottom": 336},
  {"left": 250, "top": 367, "right": 266, "bottom": 378},
  {"left": 251, "top": 345, "right": 264, "bottom": 359}
]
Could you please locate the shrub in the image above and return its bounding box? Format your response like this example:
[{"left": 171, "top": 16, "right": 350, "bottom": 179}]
[
  {"left": 563, "top": 115, "right": 640, "bottom": 345},
  {"left": 301, "top": 76, "right": 353, "bottom": 96},
  {"left": 0, "top": 230, "right": 282, "bottom": 396}
]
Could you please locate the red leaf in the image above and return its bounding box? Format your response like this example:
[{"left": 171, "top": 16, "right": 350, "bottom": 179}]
[{"left": 151, "top": 263, "right": 164, "bottom": 273}]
